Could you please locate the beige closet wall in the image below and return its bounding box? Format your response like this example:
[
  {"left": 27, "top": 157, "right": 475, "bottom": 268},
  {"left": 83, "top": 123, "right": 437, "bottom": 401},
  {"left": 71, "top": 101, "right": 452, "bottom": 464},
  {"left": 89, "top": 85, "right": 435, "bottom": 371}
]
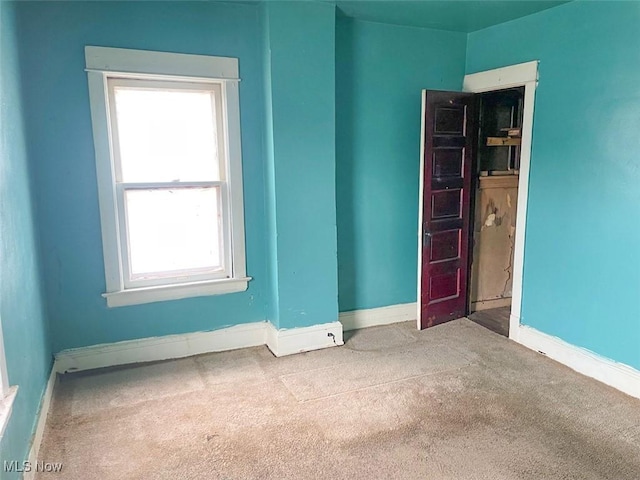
[{"left": 470, "top": 175, "right": 518, "bottom": 311}]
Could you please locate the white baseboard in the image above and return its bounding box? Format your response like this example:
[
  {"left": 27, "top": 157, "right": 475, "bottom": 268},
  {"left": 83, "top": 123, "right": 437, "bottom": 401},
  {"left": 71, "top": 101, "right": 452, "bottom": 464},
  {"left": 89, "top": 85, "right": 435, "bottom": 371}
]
[
  {"left": 53, "top": 304, "right": 416, "bottom": 371},
  {"left": 339, "top": 302, "right": 417, "bottom": 331},
  {"left": 508, "top": 314, "right": 521, "bottom": 342},
  {"left": 517, "top": 325, "right": 640, "bottom": 400},
  {"left": 55, "top": 321, "right": 268, "bottom": 373},
  {"left": 54, "top": 318, "right": 348, "bottom": 372},
  {"left": 24, "top": 366, "right": 57, "bottom": 480},
  {"left": 266, "top": 321, "right": 343, "bottom": 357}
]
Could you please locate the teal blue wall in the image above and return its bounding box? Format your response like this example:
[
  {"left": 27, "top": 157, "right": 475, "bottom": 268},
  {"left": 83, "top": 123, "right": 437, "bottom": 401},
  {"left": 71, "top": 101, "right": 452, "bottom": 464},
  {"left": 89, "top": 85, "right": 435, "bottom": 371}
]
[
  {"left": 15, "top": 1, "right": 269, "bottom": 352},
  {"left": 263, "top": 2, "right": 339, "bottom": 329},
  {"left": 336, "top": 18, "right": 467, "bottom": 311},
  {"left": 0, "top": 1, "right": 53, "bottom": 475},
  {"left": 467, "top": 1, "right": 640, "bottom": 369}
]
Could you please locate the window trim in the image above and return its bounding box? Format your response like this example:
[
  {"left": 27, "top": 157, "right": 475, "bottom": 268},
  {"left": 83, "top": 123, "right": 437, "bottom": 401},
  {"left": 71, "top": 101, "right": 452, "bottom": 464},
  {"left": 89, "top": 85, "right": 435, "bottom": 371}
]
[
  {"left": 0, "top": 317, "right": 17, "bottom": 440},
  {"left": 85, "top": 46, "right": 250, "bottom": 307}
]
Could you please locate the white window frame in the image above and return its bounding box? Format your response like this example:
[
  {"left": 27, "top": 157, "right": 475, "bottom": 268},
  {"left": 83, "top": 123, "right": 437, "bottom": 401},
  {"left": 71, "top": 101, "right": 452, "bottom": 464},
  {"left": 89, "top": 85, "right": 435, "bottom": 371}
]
[
  {"left": 85, "top": 46, "right": 250, "bottom": 307},
  {"left": 107, "top": 78, "right": 232, "bottom": 289},
  {"left": 0, "top": 316, "right": 18, "bottom": 439}
]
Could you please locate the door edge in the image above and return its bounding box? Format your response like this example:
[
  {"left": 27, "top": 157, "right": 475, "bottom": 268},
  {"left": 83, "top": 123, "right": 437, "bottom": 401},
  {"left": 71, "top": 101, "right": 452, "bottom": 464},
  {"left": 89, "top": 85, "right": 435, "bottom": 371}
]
[{"left": 416, "top": 90, "right": 427, "bottom": 330}]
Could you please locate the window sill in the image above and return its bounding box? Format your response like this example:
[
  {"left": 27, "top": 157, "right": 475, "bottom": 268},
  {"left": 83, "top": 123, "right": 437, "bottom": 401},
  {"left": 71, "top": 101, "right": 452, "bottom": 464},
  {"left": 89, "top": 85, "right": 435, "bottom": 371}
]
[
  {"left": 103, "top": 277, "right": 251, "bottom": 307},
  {"left": 0, "top": 386, "right": 18, "bottom": 440}
]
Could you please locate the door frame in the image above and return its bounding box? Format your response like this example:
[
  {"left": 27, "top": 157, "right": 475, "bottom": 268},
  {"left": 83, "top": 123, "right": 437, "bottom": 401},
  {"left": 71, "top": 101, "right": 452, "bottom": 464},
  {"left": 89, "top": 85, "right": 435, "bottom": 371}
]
[{"left": 416, "top": 61, "right": 539, "bottom": 341}]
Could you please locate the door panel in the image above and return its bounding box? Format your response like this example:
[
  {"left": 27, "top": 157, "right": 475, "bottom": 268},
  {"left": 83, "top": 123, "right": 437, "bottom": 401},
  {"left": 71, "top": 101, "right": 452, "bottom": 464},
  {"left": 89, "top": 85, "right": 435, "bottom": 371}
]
[
  {"left": 430, "top": 230, "right": 460, "bottom": 263},
  {"left": 419, "top": 90, "right": 477, "bottom": 329},
  {"left": 431, "top": 189, "right": 462, "bottom": 219},
  {"left": 429, "top": 271, "right": 460, "bottom": 301},
  {"left": 433, "top": 149, "right": 463, "bottom": 177}
]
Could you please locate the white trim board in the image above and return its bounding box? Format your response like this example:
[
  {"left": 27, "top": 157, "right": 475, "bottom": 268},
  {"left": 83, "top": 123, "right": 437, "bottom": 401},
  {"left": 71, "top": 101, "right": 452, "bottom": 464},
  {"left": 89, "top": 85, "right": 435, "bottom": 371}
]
[
  {"left": 266, "top": 321, "right": 343, "bottom": 357},
  {"left": 463, "top": 61, "right": 538, "bottom": 93},
  {"left": 416, "top": 90, "right": 428, "bottom": 328},
  {"left": 517, "top": 325, "right": 640, "bottom": 400},
  {"left": 85, "top": 46, "right": 239, "bottom": 80},
  {"left": 55, "top": 322, "right": 268, "bottom": 373},
  {"left": 55, "top": 319, "right": 346, "bottom": 373},
  {"left": 0, "top": 386, "right": 17, "bottom": 441},
  {"left": 0, "top": 316, "right": 11, "bottom": 397},
  {"left": 340, "top": 303, "right": 417, "bottom": 331},
  {"left": 463, "top": 60, "right": 539, "bottom": 342},
  {"left": 24, "top": 367, "right": 57, "bottom": 480}
]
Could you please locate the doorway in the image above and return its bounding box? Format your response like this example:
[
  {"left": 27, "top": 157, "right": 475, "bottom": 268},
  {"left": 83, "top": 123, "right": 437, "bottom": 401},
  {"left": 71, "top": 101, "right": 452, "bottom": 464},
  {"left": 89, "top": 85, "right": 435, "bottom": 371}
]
[
  {"left": 468, "top": 86, "right": 524, "bottom": 337},
  {"left": 417, "top": 61, "right": 539, "bottom": 341}
]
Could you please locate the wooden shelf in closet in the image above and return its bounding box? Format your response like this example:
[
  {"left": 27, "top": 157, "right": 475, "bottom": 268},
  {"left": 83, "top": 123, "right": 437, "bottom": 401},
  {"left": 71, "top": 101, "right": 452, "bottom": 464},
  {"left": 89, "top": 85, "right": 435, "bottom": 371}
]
[{"left": 486, "top": 136, "right": 522, "bottom": 146}]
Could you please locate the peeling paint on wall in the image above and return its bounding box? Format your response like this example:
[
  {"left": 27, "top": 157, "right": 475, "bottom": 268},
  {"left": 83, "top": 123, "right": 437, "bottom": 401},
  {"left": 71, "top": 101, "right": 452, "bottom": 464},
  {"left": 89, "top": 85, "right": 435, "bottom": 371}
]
[{"left": 470, "top": 175, "right": 518, "bottom": 309}]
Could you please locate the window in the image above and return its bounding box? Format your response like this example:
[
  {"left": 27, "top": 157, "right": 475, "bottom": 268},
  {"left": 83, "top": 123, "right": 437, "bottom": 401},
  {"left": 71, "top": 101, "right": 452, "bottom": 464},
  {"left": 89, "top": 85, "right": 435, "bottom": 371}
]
[{"left": 86, "top": 47, "right": 249, "bottom": 307}]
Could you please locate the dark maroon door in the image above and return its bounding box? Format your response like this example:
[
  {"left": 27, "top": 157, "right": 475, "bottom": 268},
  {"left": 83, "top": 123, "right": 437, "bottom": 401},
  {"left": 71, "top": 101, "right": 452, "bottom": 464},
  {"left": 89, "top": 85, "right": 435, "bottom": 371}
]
[{"left": 419, "top": 90, "right": 477, "bottom": 329}]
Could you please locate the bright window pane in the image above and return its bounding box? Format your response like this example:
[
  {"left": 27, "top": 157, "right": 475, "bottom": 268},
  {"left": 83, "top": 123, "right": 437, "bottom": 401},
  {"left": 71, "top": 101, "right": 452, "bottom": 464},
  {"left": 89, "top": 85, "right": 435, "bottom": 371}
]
[
  {"left": 125, "top": 187, "right": 223, "bottom": 278},
  {"left": 113, "top": 86, "right": 220, "bottom": 182}
]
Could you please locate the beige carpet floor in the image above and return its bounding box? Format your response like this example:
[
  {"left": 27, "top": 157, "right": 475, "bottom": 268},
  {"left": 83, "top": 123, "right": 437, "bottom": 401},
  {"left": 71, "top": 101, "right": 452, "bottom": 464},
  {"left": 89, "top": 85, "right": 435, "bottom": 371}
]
[{"left": 36, "top": 319, "right": 640, "bottom": 479}]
